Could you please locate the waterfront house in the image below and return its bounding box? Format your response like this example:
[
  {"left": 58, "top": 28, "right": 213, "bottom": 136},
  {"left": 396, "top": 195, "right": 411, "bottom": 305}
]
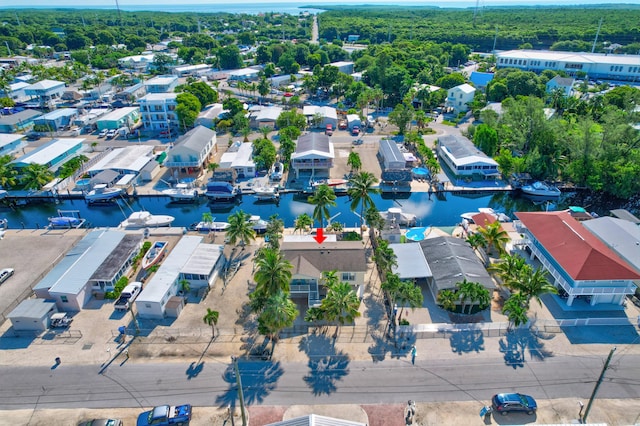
[
  {"left": 86, "top": 145, "right": 155, "bottom": 182},
  {"left": 0, "top": 109, "right": 42, "bottom": 133},
  {"left": 436, "top": 134, "right": 499, "bottom": 178},
  {"left": 11, "top": 138, "right": 84, "bottom": 172},
  {"left": 219, "top": 142, "right": 255, "bottom": 179},
  {"left": 582, "top": 217, "right": 640, "bottom": 274},
  {"left": 281, "top": 241, "right": 367, "bottom": 307},
  {"left": 291, "top": 133, "right": 334, "bottom": 179},
  {"left": 445, "top": 83, "right": 476, "bottom": 114},
  {"left": 378, "top": 139, "right": 406, "bottom": 171},
  {"left": 546, "top": 75, "right": 575, "bottom": 97},
  {"left": 389, "top": 243, "right": 432, "bottom": 283},
  {"left": 515, "top": 211, "right": 640, "bottom": 307},
  {"left": 164, "top": 125, "right": 217, "bottom": 177},
  {"left": 24, "top": 79, "right": 65, "bottom": 109},
  {"left": 138, "top": 93, "right": 178, "bottom": 133},
  {"left": 143, "top": 75, "right": 179, "bottom": 93}
]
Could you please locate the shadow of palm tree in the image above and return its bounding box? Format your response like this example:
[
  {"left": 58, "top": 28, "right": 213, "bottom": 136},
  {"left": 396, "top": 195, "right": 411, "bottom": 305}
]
[
  {"left": 215, "top": 360, "right": 284, "bottom": 408},
  {"left": 499, "top": 328, "right": 554, "bottom": 369},
  {"left": 449, "top": 328, "right": 485, "bottom": 355},
  {"left": 363, "top": 292, "right": 385, "bottom": 327},
  {"left": 298, "top": 334, "right": 351, "bottom": 395}
]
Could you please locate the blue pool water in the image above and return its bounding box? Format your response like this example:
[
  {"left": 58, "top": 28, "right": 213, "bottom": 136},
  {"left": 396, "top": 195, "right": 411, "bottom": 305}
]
[{"left": 406, "top": 227, "right": 430, "bottom": 241}]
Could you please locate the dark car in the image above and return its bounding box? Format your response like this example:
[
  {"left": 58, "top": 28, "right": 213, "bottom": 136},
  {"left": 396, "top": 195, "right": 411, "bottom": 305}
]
[
  {"left": 78, "top": 419, "right": 122, "bottom": 426},
  {"left": 491, "top": 393, "right": 537, "bottom": 415}
]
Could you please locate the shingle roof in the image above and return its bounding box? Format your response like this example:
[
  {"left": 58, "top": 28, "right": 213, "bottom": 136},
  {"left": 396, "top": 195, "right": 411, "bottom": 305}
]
[
  {"left": 515, "top": 211, "right": 640, "bottom": 281},
  {"left": 174, "top": 125, "right": 216, "bottom": 152},
  {"left": 296, "top": 133, "right": 330, "bottom": 154},
  {"left": 281, "top": 241, "right": 367, "bottom": 275}
]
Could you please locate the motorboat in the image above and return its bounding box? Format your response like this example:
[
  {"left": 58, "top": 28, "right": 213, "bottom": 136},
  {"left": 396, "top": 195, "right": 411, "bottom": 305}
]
[
  {"left": 304, "top": 178, "right": 350, "bottom": 194},
  {"left": 253, "top": 186, "right": 279, "bottom": 200},
  {"left": 205, "top": 181, "right": 240, "bottom": 200},
  {"left": 521, "top": 181, "right": 561, "bottom": 198},
  {"left": 379, "top": 207, "right": 417, "bottom": 227},
  {"left": 194, "top": 221, "right": 230, "bottom": 232},
  {"left": 461, "top": 208, "right": 511, "bottom": 224},
  {"left": 247, "top": 215, "right": 268, "bottom": 233},
  {"left": 85, "top": 184, "right": 123, "bottom": 202},
  {"left": 48, "top": 216, "right": 83, "bottom": 228},
  {"left": 270, "top": 162, "right": 284, "bottom": 181},
  {"left": 141, "top": 241, "right": 167, "bottom": 270},
  {"left": 120, "top": 211, "right": 175, "bottom": 229},
  {"left": 162, "top": 183, "right": 199, "bottom": 202}
]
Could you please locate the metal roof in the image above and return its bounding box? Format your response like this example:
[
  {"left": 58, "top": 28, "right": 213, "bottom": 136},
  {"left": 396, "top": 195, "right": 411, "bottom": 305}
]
[
  {"left": 438, "top": 134, "right": 498, "bottom": 167},
  {"left": 97, "top": 107, "right": 139, "bottom": 122},
  {"left": 39, "top": 108, "right": 78, "bottom": 120},
  {"left": 379, "top": 139, "right": 405, "bottom": 163},
  {"left": 0, "top": 133, "right": 24, "bottom": 148},
  {"left": 8, "top": 299, "right": 57, "bottom": 319},
  {"left": 583, "top": 217, "right": 640, "bottom": 274},
  {"left": 0, "top": 109, "right": 42, "bottom": 125},
  {"left": 25, "top": 79, "right": 65, "bottom": 91},
  {"left": 11, "top": 138, "right": 84, "bottom": 167},
  {"left": 497, "top": 49, "right": 640, "bottom": 66},
  {"left": 174, "top": 125, "right": 216, "bottom": 152},
  {"left": 266, "top": 414, "right": 366, "bottom": 426},
  {"left": 610, "top": 209, "right": 640, "bottom": 224},
  {"left": 88, "top": 146, "right": 154, "bottom": 175},
  {"left": 389, "top": 242, "right": 432, "bottom": 279},
  {"left": 89, "top": 234, "right": 142, "bottom": 282},
  {"left": 137, "top": 236, "right": 203, "bottom": 303},
  {"left": 181, "top": 243, "right": 224, "bottom": 275}
]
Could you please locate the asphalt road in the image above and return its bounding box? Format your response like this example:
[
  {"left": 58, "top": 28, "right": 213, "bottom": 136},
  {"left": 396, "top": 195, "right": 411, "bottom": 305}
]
[{"left": 2, "top": 354, "right": 639, "bottom": 410}]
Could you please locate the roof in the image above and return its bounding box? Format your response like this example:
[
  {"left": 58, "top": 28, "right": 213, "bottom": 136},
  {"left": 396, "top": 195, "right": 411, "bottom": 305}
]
[
  {"left": 302, "top": 105, "right": 338, "bottom": 120},
  {"left": 11, "top": 138, "right": 84, "bottom": 167},
  {"left": 547, "top": 75, "right": 575, "bottom": 87},
  {"left": 26, "top": 79, "right": 65, "bottom": 91},
  {"left": 389, "top": 242, "right": 432, "bottom": 279},
  {"left": 144, "top": 75, "right": 178, "bottom": 86},
  {"left": 39, "top": 108, "right": 78, "bottom": 120},
  {"left": 419, "top": 236, "right": 495, "bottom": 291},
  {"left": 137, "top": 236, "right": 203, "bottom": 304},
  {"left": 293, "top": 133, "right": 333, "bottom": 158},
  {"left": 0, "top": 133, "right": 24, "bottom": 148},
  {"left": 181, "top": 243, "right": 224, "bottom": 275},
  {"left": 8, "top": 299, "right": 56, "bottom": 319},
  {"left": 496, "top": 49, "right": 640, "bottom": 66},
  {"left": 254, "top": 106, "right": 282, "bottom": 122},
  {"left": 139, "top": 93, "right": 177, "bottom": 102},
  {"left": 229, "top": 68, "right": 260, "bottom": 77},
  {"left": 438, "top": 134, "right": 498, "bottom": 167},
  {"left": 610, "top": 209, "right": 640, "bottom": 224},
  {"left": 469, "top": 72, "right": 494, "bottom": 87},
  {"left": 173, "top": 125, "right": 216, "bottom": 152},
  {"left": 88, "top": 234, "right": 143, "bottom": 282},
  {"left": 471, "top": 212, "right": 498, "bottom": 227},
  {"left": 0, "top": 109, "right": 42, "bottom": 125},
  {"left": 90, "top": 169, "right": 119, "bottom": 184},
  {"left": 97, "top": 107, "right": 139, "bottom": 122},
  {"left": 515, "top": 211, "right": 640, "bottom": 281},
  {"left": 379, "top": 139, "right": 405, "bottom": 164},
  {"left": 450, "top": 83, "right": 476, "bottom": 94},
  {"left": 44, "top": 230, "right": 128, "bottom": 295},
  {"left": 582, "top": 217, "right": 640, "bottom": 274},
  {"left": 10, "top": 81, "right": 30, "bottom": 91},
  {"left": 88, "top": 146, "right": 154, "bottom": 175},
  {"left": 281, "top": 241, "right": 367, "bottom": 275},
  {"left": 266, "top": 414, "right": 366, "bottom": 426}
]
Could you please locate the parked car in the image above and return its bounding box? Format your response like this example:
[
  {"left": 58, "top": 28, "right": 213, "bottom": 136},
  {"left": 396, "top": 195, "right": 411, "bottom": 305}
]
[
  {"left": 26, "top": 133, "right": 41, "bottom": 141},
  {"left": 106, "top": 129, "right": 117, "bottom": 139},
  {"left": 0, "top": 267, "right": 14, "bottom": 284},
  {"left": 351, "top": 125, "right": 360, "bottom": 136},
  {"left": 98, "top": 129, "right": 109, "bottom": 138},
  {"left": 325, "top": 124, "right": 333, "bottom": 136},
  {"left": 491, "top": 393, "right": 537, "bottom": 415},
  {"left": 78, "top": 418, "right": 123, "bottom": 426}
]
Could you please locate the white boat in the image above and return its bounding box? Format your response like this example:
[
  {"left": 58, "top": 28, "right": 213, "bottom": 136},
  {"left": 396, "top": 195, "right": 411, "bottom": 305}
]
[
  {"left": 521, "top": 181, "right": 561, "bottom": 198},
  {"left": 141, "top": 241, "right": 167, "bottom": 270},
  {"left": 270, "top": 162, "right": 284, "bottom": 181},
  {"left": 85, "top": 184, "right": 123, "bottom": 202},
  {"left": 162, "top": 183, "right": 199, "bottom": 202},
  {"left": 253, "top": 186, "right": 279, "bottom": 200},
  {"left": 379, "top": 207, "right": 417, "bottom": 226},
  {"left": 248, "top": 215, "right": 268, "bottom": 233},
  {"left": 120, "top": 211, "right": 175, "bottom": 229},
  {"left": 460, "top": 208, "right": 511, "bottom": 224},
  {"left": 194, "top": 221, "right": 230, "bottom": 232},
  {"left": 48, "top": 216, "right": 83, "bottom": 228}
]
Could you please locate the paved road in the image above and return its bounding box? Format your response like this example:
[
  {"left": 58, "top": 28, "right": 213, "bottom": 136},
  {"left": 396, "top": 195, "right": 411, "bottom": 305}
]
[{"left": 2, "top": 354, "right": 639, "bottom": 410}]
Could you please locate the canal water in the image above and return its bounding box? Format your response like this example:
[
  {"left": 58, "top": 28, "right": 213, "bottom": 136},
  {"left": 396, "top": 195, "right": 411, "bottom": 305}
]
[{"left": 0, "top": 191, "right": 569, "bottom": 229}]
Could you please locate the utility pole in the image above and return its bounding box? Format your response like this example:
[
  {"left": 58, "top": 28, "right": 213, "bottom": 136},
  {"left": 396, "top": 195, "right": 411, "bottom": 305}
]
[
  {"left": 591, "top": 17, "right": 603, "bottom": 53},
  {"left": 582, "top": 346, "right": 616, "bottom": 423},
  {"left": 231, "top": 356, "right": 247, "bottom": 426}
]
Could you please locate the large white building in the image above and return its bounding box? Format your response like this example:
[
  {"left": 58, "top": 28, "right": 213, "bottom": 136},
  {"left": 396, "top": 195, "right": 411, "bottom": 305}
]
[
  {"left": 138, "top": 93, "right": 178, "bottom": 132},
  {"left": 496, "top": 49, "right": 640, "bottom": 82}
]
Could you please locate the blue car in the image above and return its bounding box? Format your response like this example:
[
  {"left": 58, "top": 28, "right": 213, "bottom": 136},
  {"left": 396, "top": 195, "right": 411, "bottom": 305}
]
[{"left": 492, "top": 393, "right": 537, "bottom": 415}]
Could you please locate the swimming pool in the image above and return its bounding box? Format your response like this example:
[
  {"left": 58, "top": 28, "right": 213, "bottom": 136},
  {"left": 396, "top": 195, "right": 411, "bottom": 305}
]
[{"left": 406, "top": 226, "right": 430, "bottom": 241}]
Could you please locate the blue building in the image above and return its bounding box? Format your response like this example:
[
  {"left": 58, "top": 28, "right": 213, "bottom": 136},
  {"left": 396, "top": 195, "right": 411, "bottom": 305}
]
[
  {"left": 11, "top": 137, "right": 84, "bottom": 172},
  {"left": 0, "top": 109, "right": 42, "bottom": 133},
  {"left": 33, "top": 108, "right": 78, "bottom": 131}
]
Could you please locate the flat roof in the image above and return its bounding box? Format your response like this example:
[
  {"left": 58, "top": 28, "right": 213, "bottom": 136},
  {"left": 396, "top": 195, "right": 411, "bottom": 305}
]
[
  {"left": 89, "top": 234, "right": 142, "bottom": 281},
  {"left": 88, "top": 146, "right": 154, "bottom": 174},
  {"left": 139, "top": 93, "right": 177, "bottom": 102},
  {"left": 145, "top": 75, "right": 177, "bottom": 86},
  {"left": 181, "top": 244, "right": 224, "bottom": 275},
  {"left": 12, "top": 138, "right": 84, "bottom": 167},
  {"left": 97, "top": 107, "right": 139, "bottom": 122},
  {"left": 0, "top": 133, "right": 24, "bottom": 148},
  {"left": 497, "top": 49, "right": 640, "bottom": 66},
  {"left": 389, "top": 242, "right": 432, "bottom": 279},
  {"left": 40, "top": 108, "right": 78, "bottom": 120},
  {"left": 8, "top": 299, "right": 57, "bottom": 319}
]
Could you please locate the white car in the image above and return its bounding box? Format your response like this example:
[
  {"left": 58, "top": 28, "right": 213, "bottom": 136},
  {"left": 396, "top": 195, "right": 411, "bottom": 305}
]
[
  {"left": 98, "top": 129, "right": 109, "bottom": 138},
  {"left": 106, "top": 129, "right": 117, "bottom": 139},
  {"left": 0, "top": 268, "right": 14, "bottom": 284}
]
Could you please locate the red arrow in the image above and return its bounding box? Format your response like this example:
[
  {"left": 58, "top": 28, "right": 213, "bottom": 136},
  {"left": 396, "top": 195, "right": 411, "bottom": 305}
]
[{"left": 313, "top": 227, "right": 326, "bottom": 244}]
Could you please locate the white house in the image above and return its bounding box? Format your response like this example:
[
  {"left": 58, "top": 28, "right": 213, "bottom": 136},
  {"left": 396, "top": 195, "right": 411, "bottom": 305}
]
[
  {"left": 11, "top": 138, "right": 84, "bottom": 172},
  {"left": 228, "top": 67, "right": 260, "bottom": 81},
  {"left": 86, "top": 145, "right": 155, "bottom": 178},
  {"left": 143, "top": 75, "right": 179, "bottom": 93},
  {"left": 291, "top": 133, "right": 334, "bottom": 179},
  {"left": 219, "top": 142, "right": 255, "bottom": 178},
  {"left": 138, "top": 93, "right": 178, "bottom": 132},
  {"left": 250, "top": 106, "right": 282, "bottom": 129},
  {"left": 303, "top": 105, "right": 338, "bottom": 130},
  {"left": 172, "top": 63, "right": 210, "bottom": 77},
  {"left": 0, "top": 133, "right": 24, "bottom": 156},
  {"left": 329, "top": 61, "right": 355, "bottom": 75},
  {"left": 446, "top": 83, "right": 476, "bottom": 114},
  {"left": 546, "top": 75, "right": 575, "bottom": 97},
  {"left": 164, "top": 125, "right": 217, "bottom": 176},
  {"left": 24, "top": 79, "right": 66, "bottom": 109},
  {"left": 118, "top": 54, "right": 156, "bottom": 72},
  {"left": 436, "top": 134, "right": 499, "bottom": 178}
]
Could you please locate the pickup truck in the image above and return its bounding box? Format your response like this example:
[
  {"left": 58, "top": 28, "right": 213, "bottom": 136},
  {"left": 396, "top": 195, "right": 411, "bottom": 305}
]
[
  {"left": 114, "top": 282, "right": 142, "bottom": 311},
  {"left": 137, "top": 404, "right": 192, "bottom": 426}
]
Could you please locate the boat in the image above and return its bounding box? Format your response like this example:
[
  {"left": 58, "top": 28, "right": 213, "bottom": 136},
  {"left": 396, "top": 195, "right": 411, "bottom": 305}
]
[
  {"left": 521, "top": 181, "right": 561, "bottom": 198},
  {"left": 194, "top": 221, "right": 230, "bottom": 232},
  {"left": 247, "top": 215, "right": 268, "bottom": 233},
  {"left": 141, "top": 241, "right": 167, "bottom": 270},
  {"left": 48, "top": 216, "right": 83, "bottom": 228},
  {"left": 270, "top": 162, "right": 284, "bottom": 181},
  {"left": 460, "top": 208, "right": 511, "bottom": 224},
  {"left": 205, "top": 181, "right": 240, "bottom": 200},
  {"left": 253, "top": 186, "right": 279, "bottom": 200},
  {"left": 304, "top": 178, "right": 350, "bottom": 194},
  {"left": 85, "top": 184, "right": 123, "bottom": 202},
  {"left": 162, "top": 183, "right": 199, "bottom": 202},
  {"left": 379, "top": 207, "right": 417, "bottom": 227},
  {"left": 119, "top": 211, "right": 175, "bottom": 228}
]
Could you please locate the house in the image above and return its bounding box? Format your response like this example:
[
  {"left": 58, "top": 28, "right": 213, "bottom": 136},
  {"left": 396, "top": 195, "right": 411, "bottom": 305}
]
[
  {"left": 582, "top": 217, "right": 640, "bottom": 275},
  {"left": 0, "top": 133, "right": 25, "bottom": 156},
  {"left": 378, "top": 139, "right": 406, "bottom": 171},
  {"left": 346, "top": 114, "right": 361, "bottom": 131},
  {"left": 172, "top": 63, "right": 210, "bottom": 77},
  {"left": 436, "top": 134, "right": 499, "bottom": 178},
  {"left": 0, "top": 109, "right": 42, "bottom": 133},
  {"left": 281, "top": 241, "right": 367, "bottom": 306},
  {"left": 445, "top": 83, "right": 476, "bottom": 114},
  {"left": 11, "top": 138, "right": 84, "bottom": 172},
  {"left": 33, "top": 108, "right": 78, "bottom": 131},
  {"left": 250, "top": 106, "right": 282, "bottom": 129},
  {"left": 7, "top": 299, "right": 58, "bottom": 332},
  {"left": 114, "top": 83, "right": 146, "bottom": 103},
  {"left": 196, "top": 103, "right": 225, "bottom": 128},
  {"left": 469, "top": 72, "right": 494, "bottom": 92},
  {"left": 515, "top": 211, "right": 640, "bottom": 307},
  {"left": 389, "top": 243, "right": 432, "bottom": 283},
  {"left": 178, "top": 243, "right": 226, "bottom": 291},
  {"left": 228, "top": 67, "right": 260, "bottom": 81},
  {"left": 302, "top": 105, "right": 338, "bottom": 130},
  {"left": 329, "top": 61, "right": 355, "bottom": 75},
  {"left": 24, "top": 79, "right": 66, "bottom": 109},
  {"left": 96, "top": 107, "right": 140, "bottom": 131},
  {"left": 266, "top": 414, "right": 365, "bottom": 426},
  {"left": 164, "top": 125, "right": 217, "bottom": 176},
  {"left": 496, "top": 49, "right": 640, "bottom": 82},
  {"left": 291, "top": 133, "right": 334, "bottom": 179},
  {"left": 143, "top": 75, "right": 179, "bottom": 93},
  {"left": 138, "top": 93, "right": 178, "bottom": 132},
  {"left": 8, "top": 81, "right": 30, "bottom": 101},
  {"left": 118, "top": 54, "right": 156, "bottom": 72},
  {"left": 86, "top": 145, "right": 155, "bottom": 179},
  {"left": 546, "top": 75, "right": 575, "bottom": 97},
  {"left": 219, "top": 142, "right": 255, "bottom": 178},
  {"left": 419, "top": 236, "right": 495, "bottom": 304}
]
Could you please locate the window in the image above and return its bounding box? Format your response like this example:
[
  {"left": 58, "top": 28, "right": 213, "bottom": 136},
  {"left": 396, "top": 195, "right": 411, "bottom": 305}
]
[
  {"left": 145, "top": 303, "right": 151, "bottom": 308},
  {"left": 60, "top": 296, "right": 68, "bottom": 303},
  {"left": 342, "top": 272, "right": 356, "bottom": 281}
]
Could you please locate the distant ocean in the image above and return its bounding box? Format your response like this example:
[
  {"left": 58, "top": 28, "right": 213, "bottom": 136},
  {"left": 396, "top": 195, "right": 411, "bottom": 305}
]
[{"left": 1, "top": 1, "right": 636, "bottom": 15}]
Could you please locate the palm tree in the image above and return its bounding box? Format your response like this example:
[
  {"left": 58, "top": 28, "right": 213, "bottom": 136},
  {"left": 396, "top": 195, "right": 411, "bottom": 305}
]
[
  {"left": 307, "top": 183, "right": 337, "bottom": 229},
  {"left": 226, "top": 210, "right": 255, "bottom": 249},
  {"left": 207, "top": 162, "right": 219, "bottom": 176},
  {"left": 347, "top": 151, "right": 362, "bottom": 173},
  {"left": 320, "top": 280, "right": 361, "bottom": 336},
  {"left": 456, "top": 279, "right": 479, "bottom": 314},
  {"left": 502, "top": 293, "right": 529, "bottom": 330},
  {"left": 257, "top": 291, "right": 298, "bottom": 352},
  {"left": 179, "top": 279, "right": 190, "bottom": 295},
  {"left": 394, "top": 281, "right": 424, "bottom": 321},
  {"left": 437, "top": 289, "right": 457, "bottom": 312},
  {"left": 347, "top": 171, "right": 381, "bottom": 236},
  {"left": 294, "top": 213, "right": 313, "bottom": 234},
  {"left": 20, "top": 163, "right": 54, "bottom": 190},
  {"left": 203, "top": 308, "right": 219, "bottom": 339},
  {"left": 477, "top": 221, "right": 509, "bottom": 257},
  {"left": 201, "top": 212, "right": 214, "bottom": 240},
  {"left": 264, "top": 214, "right": 284, "bottom": 249},
  {"left": 517, "top": 267, "right": 557, "bottom": 307},
  {"left": 241, "top": 126, "right": 251, "bottom": 142},
  {"left": 489, "top": 253, "right": 527, "bottom": 290},
  {"left": 251, "top": 248, "right": 293, "bottom": 311},
  {"left": 374, "top": 240, "right": 398, "bottom": 275},
  {"left": 466, "top": 233, "right": 487, "bottom": 252},
  {"left": 364, "top": 205, "right": 385, "bottom": 238},
  {"left": 0, "top": 155, "right": 18, "bottom": 188}
]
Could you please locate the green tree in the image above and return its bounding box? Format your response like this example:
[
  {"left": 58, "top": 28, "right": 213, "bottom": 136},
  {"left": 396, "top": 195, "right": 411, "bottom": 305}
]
[
  {"left": 202, "top": 308, "right": 219, "bottom": 339},
  {"left": 0, "top": 155, "right": 18, "bottom": 188},
  {"left": 437, "top": 289, "right": 457, "bottom": 312},
  {"left": 347, "top": 151, "right": 362, "bottom": 172},
  {"left": 516, "top": 266, "right": 557, "bottom": 307},
  {"left": 276, "top": 110, "right": 307, "bottom": 130},
  {"left": 473, "top": 124, "right": 499, "bottom": 157},
  {"left": 364, "top": 205, "right": 385, "bottom": 238},
  {"left": 502, "top": 293, "right": 529, "bottom": 330},
  {"left": 294, "top": 213, "right": 313, "bottom": 234},
  {"left": 456, "top": 279, "right": 479, "bottom": 315},
  {"left": 394, "top": 281, "right": 424, "bottom": 321},
  {"left": 320, "top": 280, "right": 361, "bottom": 336},
  {"left": 20, "top": 163, "right": 54, "bottom": 190},
  {"left": 251, "top": 248, "right": 293, "bottom": 312},
  {"left": 477, "top": 221, "right": 509, "bottom": 257},
  {"left": 388, "top": 102, "right": 414, "bottom": 135},
  {"left": 181, "top": 81, "right": 218, "bottom": 106},
  {"left": 226, "top": 210, "right": 256, "bottom": 249},
  {"left": 176, "top": 92, "right": 201, "bottom": 131},
  {"left": 347, "top": 171, "right": 380, "bottom": 235},
  {"left": 264, "top": 214, "right": 284, "bottom": 250},
  {"left": 308, "top": 183, "right": 337, "bottom": 229},
  {"left": 257, "top": 291, "right": 298, "bottom": 350},
  {"left": 374, "top": 239, "right": 398, "bottom": 275}
]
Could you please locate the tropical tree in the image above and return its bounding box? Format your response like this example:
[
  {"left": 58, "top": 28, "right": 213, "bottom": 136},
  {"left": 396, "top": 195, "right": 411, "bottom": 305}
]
[
  {"left": 203, "top": 308, "right": 219, "bottom": 339},
  {"left": 489, "top": 253, "right": 527, "bottom": 290},
  {"left": 20, "top": 163, "right": 54, "bottom": 190},
  {"left": 264, "top": 214, "right": 284, "bottom": 249},
  {"left": 201, "top": 212, "right": 214, "bottom": 240},
  {"left": 294, "top": 213, "right": 313, "bottom": 234},
  {"left": 437, "top": 289, "right": 457, "bottom": 312},
  {"left": 374, "top": 239, "right": 397, "bottom": 275},
  {"left": 320, "top": 280, "right": 361, "bottom": 336},
  {"left": 477, "top": 221, "right": 509, "bottom": 257},
  {"left": 257, "top": 290, "right": 298, "bottom": 351},
  {"left": 347, "top": 151, "right": 362, "bottom": 172},
  {"left": 347, "top": 171, "right": 381, "bottom": 236},
  {"left": 456, "top": 279, "right": 479, "bottom": 315},
  {"left": 207, "top": 162, "right": 219, "bottom": 175},
  {"left": 179, "top": 278, "right": 191, "bottom": 294},
  {"left": 517, "top": 266, "right": 557, "bottom": 306},
  {"left": 304, "top": 305, "right": 326, "bottom": 332},
  {"left": 307, "top": 183, "right": 337, "bottom": 229},
  {"left": 502, "top": 293, "right": 529, "bottom": 330},
  {"left": 0, "top": 155, "right": 18, "bottom": 188},
  {"left": 226, "top": 210, "right": 255, "bottom": 249},
  {"left": 364, "top": 205, "right": 385, "bottom": 238},
  {"left": 466, "top": 232, "right": 487, "bottom": 251},
  {"left": 251, "top": 248, "right": 293, "bottom": 311},
  {"left": 394, "top": 281, "right": 424, "bottom": 321}
]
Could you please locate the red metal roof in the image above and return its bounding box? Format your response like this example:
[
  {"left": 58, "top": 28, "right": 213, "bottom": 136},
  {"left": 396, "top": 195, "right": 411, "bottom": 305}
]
[
  {"left": 471, "top": 212, "right": 498, "bottom": 228},
  {"left": 515, "top": 211, "right": 640, "bottom": 281}
]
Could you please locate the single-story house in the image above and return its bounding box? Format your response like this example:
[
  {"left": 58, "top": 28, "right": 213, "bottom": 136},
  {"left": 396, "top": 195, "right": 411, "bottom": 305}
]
[
  {"left": 515, "top": 211, "right": 640, "bottom": 306},
  {"left": 228, "top": 67, "right": 260, "bottom": 81},
  {"left": 8, "top": 299, "right": 58, "bottom": 332},
  {"left": 437, "top": 134, "right": 499, "bottom": 178},
  {"left": 291, "top": 133, "right": 334, "bottom": 179},
  {"left": 9, "top": 81, "right": 30, "bottom": 101},
  {"left": 172, "top": 63, "right": 210, "bottom": 77},
  {"left": 196, "top": 103, "right": 225, "bottom": 128},
  {"left": 302, "top": 105, "right": 338, "bottom": 129},
  {"left": 0, "top": 133, "right": 24, "bottom": 156},
  {"left": 163, "top": 125, "right": 217, "bottom": 177},
  {"left": 11, "top": 138, "right": 84, "bottom": 172},
  {"left": 378, "top": 139, "right": 406, "bottom": 171},
  {"left": 0, "top": 109, "right": 42, "bottom": 133},
  {"left": 33, "top": 108, "right": 78, "bottom": 131},
  {"left": 346, "top": 114, "right": 361, "bottom": 130},
  {"left": 219, "top": 142, "right": 255, "bottom": 178},
  {"left": 281, "top": 241, "right": 367, "bottom": 306},
  {"left": 445, "top": 83, "right": 476, "bottom": 114},
  {"left": 87, "top": 145, "right": 155, "bottom": 178},
  {"left": 114, "top": 83, "right": 146, "bottom": 103},
  {"left": 178, "top": 243, "right": 225, "bottom": 291},
  {"left": 419, "top": 236, "right": 495, "bottom": 304},
  {"left": 96, "top": 107, "right": 140, "bottom": 131},
  {"left": 250, "top": 106, "right": 282, "bottom": 129},
  {"left": 87, "top": 234, "right": 143, "bottom": 295},
  {"left": 546, "top": 75, "right": 575, "bottom": 97},
  {"left": 389, "top": 243, "right": 432, "bottom": 282},
  {"left": 610, "top": 209, "right": 640, "bottom": 224}
]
